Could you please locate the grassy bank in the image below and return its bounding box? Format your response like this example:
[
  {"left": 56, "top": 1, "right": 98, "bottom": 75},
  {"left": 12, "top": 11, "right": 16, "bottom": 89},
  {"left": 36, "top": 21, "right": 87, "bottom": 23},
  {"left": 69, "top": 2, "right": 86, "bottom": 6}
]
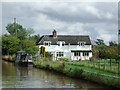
[{"left": 34, "top": 60, "right": 120, "bottom": 88}]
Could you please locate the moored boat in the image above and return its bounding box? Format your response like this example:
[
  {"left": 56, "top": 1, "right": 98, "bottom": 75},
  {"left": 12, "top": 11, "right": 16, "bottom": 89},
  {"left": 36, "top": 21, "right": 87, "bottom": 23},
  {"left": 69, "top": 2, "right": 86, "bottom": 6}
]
[{"left": 15, "top": 51, "right": 34, "bottom": 67}]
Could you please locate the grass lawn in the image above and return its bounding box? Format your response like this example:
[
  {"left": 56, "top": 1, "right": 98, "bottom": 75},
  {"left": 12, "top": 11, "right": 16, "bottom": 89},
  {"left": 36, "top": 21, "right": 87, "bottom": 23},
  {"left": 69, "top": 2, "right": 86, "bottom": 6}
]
[{"left": 51, "top": 60, "right": 119, "bottom": 77}]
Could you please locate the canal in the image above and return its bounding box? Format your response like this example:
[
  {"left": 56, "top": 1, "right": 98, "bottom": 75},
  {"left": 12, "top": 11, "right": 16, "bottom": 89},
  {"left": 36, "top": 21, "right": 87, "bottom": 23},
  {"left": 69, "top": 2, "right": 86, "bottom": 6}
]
[{"left": 2, "top": 60, "right": 107, "bottom": 88}]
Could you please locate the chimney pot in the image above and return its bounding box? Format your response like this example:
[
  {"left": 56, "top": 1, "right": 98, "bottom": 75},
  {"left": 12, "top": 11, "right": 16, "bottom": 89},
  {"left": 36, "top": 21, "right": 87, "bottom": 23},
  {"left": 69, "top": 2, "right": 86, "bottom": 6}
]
[{"left": 53, "top": 29, "right": 57, "bottom": 38}]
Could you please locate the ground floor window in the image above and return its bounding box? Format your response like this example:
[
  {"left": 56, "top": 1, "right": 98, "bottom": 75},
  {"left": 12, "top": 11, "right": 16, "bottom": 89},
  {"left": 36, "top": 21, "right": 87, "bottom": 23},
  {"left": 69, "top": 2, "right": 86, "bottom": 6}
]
[
  {"left": 83, "top": 52, "right": 89, "bottom": 56},
  {"left": 74, "top": 52, "right": 81, "bottom": 56},
  {"left": 56, "top": 52, "right": 64, "bottom": 57}
]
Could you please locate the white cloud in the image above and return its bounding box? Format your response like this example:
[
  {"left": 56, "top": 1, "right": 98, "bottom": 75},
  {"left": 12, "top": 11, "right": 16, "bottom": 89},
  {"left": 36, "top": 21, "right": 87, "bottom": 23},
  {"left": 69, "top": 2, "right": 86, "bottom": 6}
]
[
  {"left": 1, "top": 0, "right": 119, "bottom": 2},
  {"left": 33, "top": 13, "right": 69, "bottom": 34},
  {"left": 105, "top": 12, "right": 113, "bottom": 19},
  {"left": 67, "top": 23, "right": 90, "bottom": 35},
  {"left": 2, "top": 2, "right": 118, "bottom": 44},
  {"left": 85, "top": 5, "right": 101, "bottom": 19}
]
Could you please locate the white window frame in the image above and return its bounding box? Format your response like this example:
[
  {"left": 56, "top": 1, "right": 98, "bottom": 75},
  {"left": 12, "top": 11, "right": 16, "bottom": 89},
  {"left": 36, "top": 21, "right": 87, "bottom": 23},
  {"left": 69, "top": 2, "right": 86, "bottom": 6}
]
[
  {"left": 57, "top": 41, "right": 65, "bottom": 46},
  {"left": 43, "top": 41, "right": 51, "bottom": 46},
  {"left": 56, "top": 52, "right": 64, "bottom": 57},
  {"left": 74, "top": 52, "right": 81, "bottom": 56},
  {"left": 83, "top": 52, "right": 89, "bottom": 56},
  {"left": 78, "top": 42, "right": 86, "bottom": 46}
]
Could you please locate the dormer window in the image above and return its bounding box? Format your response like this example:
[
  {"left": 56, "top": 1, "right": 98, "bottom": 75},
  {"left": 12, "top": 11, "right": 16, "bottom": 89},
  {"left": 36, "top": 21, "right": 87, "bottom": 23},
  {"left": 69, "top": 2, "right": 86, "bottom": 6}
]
[
  {"left": 57, "top": 41, "right": 65, "bottom": 46},
  {"left": 44, "top": 41, "right": 51, "bottom": 46},
  {"left": 78, "top": 42, "right": 85, "bottom": 46}
]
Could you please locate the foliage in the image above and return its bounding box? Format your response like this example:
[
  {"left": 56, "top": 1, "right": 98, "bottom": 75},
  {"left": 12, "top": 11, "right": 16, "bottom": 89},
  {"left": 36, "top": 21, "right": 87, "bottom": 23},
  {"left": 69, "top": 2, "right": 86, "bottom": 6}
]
[
  {"left": 2, "top": 22, "right": 39, "bottom": 56},
  {"left": 40, "top": 46, "right": 46, "bottom": 59},
  {"left": 92, "top": 45, "right": 99, "bottom": 58},
  {"left": 11, "top": 54, "right": 16, "bottom": 61},
  {"left": 109, "top": 41, "right": 117, "bottom": 46},
  {"left": 98, "top": 45, "right": 118, "bottom": 59},
  {"left": 63, "top": 58, "right": 70, "bottom": 61},
  {"left": 92, "top": 41, "right": 118, "bottom": 59},
  {"left": 26, "top": 28, "right": 35, "bottom": 39},
  {"left": 34, "top": 61, "right": 120, "bottom": 88},
  {"left": 20, "top": 40, "right": 39, "bottom": 56},
  {"left": 6, "top": 23, "right": 27, "bottom": 40},
  {"left": 2, "top": 34, "right": 20, "bottom": 55},
  {"left": 95, "top": 39, "right": 105, "bottom": 45},
  {"left": 29, "top": 34, "right": 40, "bottom": 42},
  {"left": 45, "top": 52, "right": 53, "bottom": 58},
  {"left": 71, "top": 68, "right": 83, "bottom": 77},
  {"left": 90, "top": 57, "right": 97, "bottom": 63}
]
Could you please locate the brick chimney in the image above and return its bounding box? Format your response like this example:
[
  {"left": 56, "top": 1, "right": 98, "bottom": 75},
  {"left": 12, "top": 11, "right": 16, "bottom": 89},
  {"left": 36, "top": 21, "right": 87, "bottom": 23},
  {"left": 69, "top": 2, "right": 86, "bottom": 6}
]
[{"left": 53, "top": 29, "right": 57, "bottom": 38}]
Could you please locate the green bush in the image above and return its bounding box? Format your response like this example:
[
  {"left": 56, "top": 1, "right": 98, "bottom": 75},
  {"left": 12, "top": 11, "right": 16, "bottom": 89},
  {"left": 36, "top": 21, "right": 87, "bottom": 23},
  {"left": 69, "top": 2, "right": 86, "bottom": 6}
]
[
  {"left": 12, "top": 54, "right": 16, "bottom": 61},
  {"left": 71, "top": 68, "right": 83, "bottom": 77}
]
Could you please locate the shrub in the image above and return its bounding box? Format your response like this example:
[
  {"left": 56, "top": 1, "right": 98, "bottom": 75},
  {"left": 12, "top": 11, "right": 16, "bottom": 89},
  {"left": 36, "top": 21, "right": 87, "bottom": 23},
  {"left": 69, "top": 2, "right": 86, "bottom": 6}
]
[
  {"left": 71, "top": 68, "right": 83, "bottom": 77},
  {"left": 90, "top": 57, "right": 97, "bottom": 63},
  {"left": 79, "top": 58, "right": 81, "bottom": 61},
  {"left": 11, "top": 54, "right": 16, "bottom": 61}
]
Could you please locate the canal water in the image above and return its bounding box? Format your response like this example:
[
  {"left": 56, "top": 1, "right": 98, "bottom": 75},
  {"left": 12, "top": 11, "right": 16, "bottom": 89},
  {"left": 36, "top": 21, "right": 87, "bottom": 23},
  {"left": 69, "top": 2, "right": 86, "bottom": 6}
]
[{"left": 2, "top": 60, "right": 106, "bottom": 88}]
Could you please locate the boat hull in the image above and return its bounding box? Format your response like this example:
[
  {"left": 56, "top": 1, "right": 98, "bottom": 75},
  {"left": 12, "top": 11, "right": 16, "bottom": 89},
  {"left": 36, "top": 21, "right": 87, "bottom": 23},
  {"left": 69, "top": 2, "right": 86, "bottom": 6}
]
[{"left": 18, "top": 61, "right": 34, "bottom": 67}]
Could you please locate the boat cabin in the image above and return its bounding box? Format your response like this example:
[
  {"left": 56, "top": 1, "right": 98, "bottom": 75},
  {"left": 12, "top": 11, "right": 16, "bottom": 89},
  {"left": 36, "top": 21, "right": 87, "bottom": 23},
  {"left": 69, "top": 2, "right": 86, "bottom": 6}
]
[{"left": 15, "top": 51, "right": 33, "bottom": 66}]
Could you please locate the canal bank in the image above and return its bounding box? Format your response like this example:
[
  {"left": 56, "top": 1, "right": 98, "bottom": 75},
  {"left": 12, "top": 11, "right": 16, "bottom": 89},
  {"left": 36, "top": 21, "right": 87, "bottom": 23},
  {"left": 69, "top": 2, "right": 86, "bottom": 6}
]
[
  {"left": 2, "top": 60, "right": 107, "bottom": 88},
  {"left": 2, "top": 57, "right": 120, "bottom": 88},
  {"left": 2, "top": 55, "right": 15, "bottom": 62},
  {"left": 34, "top": 61, "right": 120, "bottom": 88}
]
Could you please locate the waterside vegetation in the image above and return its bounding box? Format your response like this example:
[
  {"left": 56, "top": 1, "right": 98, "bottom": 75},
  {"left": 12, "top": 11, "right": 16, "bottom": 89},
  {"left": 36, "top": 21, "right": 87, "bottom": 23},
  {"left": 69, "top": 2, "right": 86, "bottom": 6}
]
[{"left": 34, "top": 60, "right": 120, "bottom": 88}]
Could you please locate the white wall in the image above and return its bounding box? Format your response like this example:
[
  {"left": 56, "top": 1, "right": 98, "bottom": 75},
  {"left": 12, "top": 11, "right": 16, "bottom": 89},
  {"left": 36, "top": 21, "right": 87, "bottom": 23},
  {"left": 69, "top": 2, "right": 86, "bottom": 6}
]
[
  {"left": 39, "top": 45, "right": 91, "bottom": 52},
  {"left": 39, "top": 45, "right": 92, "bottom": 60}
]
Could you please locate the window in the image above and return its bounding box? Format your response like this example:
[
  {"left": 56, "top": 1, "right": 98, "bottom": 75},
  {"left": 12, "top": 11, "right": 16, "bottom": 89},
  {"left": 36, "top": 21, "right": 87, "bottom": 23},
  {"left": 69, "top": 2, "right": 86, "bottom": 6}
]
[
  {"left": 44, "top": 41, "right": 51, "bottom": 46},
  {"left": 78, "top": 42, "right": 85, "bottom": 46},
  {"left": 56, "top": 52, "right": 64, "bottom": 57},
  {"left": 83, "top": 52, "right": 89, "bottom": 56},
  {"left": 74, "top": 52, "right": 81, "bottom": 56},
  {"left": 57, "top": 41, "right": 65, "bottom": 46}
]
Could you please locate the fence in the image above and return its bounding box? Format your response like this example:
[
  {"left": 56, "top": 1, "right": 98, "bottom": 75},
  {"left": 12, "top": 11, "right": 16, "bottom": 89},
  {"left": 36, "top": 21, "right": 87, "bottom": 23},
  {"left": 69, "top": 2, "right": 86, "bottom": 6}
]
[{"left": 65, "top": 59, "right": 120, "bottom": 76}]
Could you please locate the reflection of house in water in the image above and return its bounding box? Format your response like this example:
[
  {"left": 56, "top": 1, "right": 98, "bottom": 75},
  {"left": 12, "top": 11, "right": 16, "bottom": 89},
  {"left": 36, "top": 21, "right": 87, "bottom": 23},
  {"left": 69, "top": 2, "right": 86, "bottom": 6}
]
[{"left": 15, "top": 66, "right": 33, "bottom": 80}]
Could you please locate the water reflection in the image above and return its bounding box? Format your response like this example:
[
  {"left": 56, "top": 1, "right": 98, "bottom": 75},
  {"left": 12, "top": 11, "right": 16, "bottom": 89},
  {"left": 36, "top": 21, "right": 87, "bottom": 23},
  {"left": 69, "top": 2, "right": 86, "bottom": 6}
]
[{"left": 2, "top": 60, "right": 105, "bottom": 88}]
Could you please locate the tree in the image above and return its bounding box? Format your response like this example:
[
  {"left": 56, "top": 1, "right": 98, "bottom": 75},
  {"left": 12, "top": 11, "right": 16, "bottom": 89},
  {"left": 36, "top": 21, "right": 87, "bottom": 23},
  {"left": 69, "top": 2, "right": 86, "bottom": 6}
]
[
  {"left": 20, "top": 40, "right": 39, "bottom": 56},
  {"left": 109, "top": 41, "right": 117, "bottom": 46},
  {"left": 95, "top": 39, "right": 105, "bottom": 45},
  {"left": 2, "top": 34, "right": 20, "bottom": 55},
  {"left": 106, "top": 46, "right": 118, "bottom": 59},
  {"left": 98, "top": 45, "right": 106, "bottom": 59},
  {"left": 26, "top": 28, "right": 35, "bottom": 39},
  {"left": 92, "top": 45, "right": 99, "bottom": 58},
  {"left": 6, "top": 23, "right": 27, "bottom": 40},
  {"left": 29, "top": 34, "right": 40, "bottom": 42},
  {"left": 3, "top": 20, "right": 39, "bottom": 56}
]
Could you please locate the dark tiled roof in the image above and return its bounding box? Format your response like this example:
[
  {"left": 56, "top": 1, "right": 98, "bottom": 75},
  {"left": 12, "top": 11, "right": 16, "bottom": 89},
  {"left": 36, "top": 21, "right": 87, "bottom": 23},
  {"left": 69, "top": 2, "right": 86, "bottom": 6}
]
[{"left": 36, "top": 35, "right": 91, "bottom": 45}]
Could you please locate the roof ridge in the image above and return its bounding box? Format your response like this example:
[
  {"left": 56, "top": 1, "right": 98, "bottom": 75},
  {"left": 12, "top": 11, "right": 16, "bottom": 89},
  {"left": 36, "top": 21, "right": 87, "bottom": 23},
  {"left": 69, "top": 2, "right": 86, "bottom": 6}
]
[{"left": 38, "top": 35, "right": 46, "bottom": 44}]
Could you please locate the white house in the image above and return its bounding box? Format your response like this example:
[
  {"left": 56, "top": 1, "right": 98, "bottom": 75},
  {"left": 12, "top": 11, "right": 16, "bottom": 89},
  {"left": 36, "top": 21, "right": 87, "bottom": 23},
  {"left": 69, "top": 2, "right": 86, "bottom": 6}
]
[{"left": 36, "top": 30, "right": 92, "bottom": 61}]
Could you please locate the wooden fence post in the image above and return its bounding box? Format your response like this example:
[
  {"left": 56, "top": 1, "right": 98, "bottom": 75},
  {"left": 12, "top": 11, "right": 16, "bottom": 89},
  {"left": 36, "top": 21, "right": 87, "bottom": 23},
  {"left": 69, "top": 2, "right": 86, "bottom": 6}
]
[{"left": 110, "top": 59, "right": 112, "bottom": 71}]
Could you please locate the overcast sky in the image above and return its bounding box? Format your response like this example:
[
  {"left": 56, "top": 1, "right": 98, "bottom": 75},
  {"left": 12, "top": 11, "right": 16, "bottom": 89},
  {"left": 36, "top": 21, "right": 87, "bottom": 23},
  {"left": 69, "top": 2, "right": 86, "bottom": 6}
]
[{"left": 2, "top": 1, "right": 119, "bottom": 44}]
